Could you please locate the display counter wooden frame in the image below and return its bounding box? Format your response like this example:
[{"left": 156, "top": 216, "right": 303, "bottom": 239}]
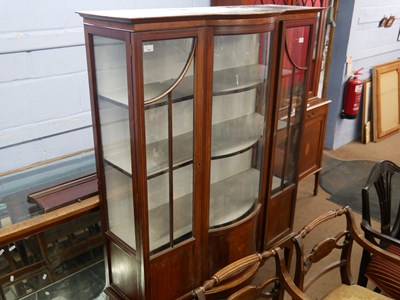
[{"left": 0, "top": 196, "right": 99, "bottom": 245}]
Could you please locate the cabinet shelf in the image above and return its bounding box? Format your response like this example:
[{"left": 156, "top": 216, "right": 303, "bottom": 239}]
[
  {"left": 146, "top": 112, "right": 264, "bottom": 177},
  {"left": 99, "top": 91, "right": 129, "bottom": 107},
  {"left": 209, "top": 168, "right": 260, "bottom": 228},
  {"left": 146, "top": 132, "right": 193, "bottom": 178},
  {"left": 98, "top": 64, "right": 265, "bottom": 109},
  {"left": 108, "top": 217, "right": 136, "bottom": 248},
  {"left": 213, "top": 64, "right": 266, "bottom": 95},
  {"left": 144, "top": 76, "right": 194, "bottom": 108},
  {"left": 211, "top": 113, "right": 264, "bottom": 159},
  {"left": 103, "top": 144, "right": 132, "bottom": 176},
  {"left": 101, "top": 112, "right": 264, "bottom": 177},
  {"left": 148, "top": 167, "right": 260, "bottom": 250},
  {"left": 148, "top": 192, "right": 192, "bottom": 251}
]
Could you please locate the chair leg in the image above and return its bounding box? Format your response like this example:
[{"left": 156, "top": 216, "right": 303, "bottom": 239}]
[
  {"left": 357, "top": 249, "right": 371, "bottom": 286},
  {"left": 313, "top": 171, "right": 320, "bottom": 196}
]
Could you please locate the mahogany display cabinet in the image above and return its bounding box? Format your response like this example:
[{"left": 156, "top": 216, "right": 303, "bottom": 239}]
[{"left": 78, "top": 5, "right": 325, "bottom": 299}]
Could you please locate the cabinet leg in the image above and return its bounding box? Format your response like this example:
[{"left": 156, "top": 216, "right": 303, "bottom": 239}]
[{"left": 313, "top": 172, "right": 320, "bottom": 196}]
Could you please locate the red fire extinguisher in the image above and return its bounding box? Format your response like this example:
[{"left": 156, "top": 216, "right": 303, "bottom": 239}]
[{"left": 341, "top": 68, "right": 363, "bottom": 119}]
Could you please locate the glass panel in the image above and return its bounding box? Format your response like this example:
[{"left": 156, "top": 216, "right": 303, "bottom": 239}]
[
  {"left": 0, "top": 152, "right": 95, "bottom": 226},
  {"left": 143, "top": 39, "right": 195, "bottom": 103},
  {"left": 143, "top": 38, "right": 195, "bottom": 254},
  {"left": 93, "top": 36, "right": 136, "bottom": 249},
  {"left": 210, "top": 33, "right": 270, "bottom": 228},
  {"left": 272, "top": 25, "right": 312, "bottom": 192},
  {"left": 104, "top": 165, "right": 135, "bottom": 248},
  {"left": 98, "top": 100, "right": 131, "bottom": 174},
  {"left": 93, "top": 36, "right": 128, "bottom": 106}
]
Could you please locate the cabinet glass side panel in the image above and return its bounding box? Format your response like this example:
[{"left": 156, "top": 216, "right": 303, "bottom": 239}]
[
  {"left": 94, "top": 36, "right": 129, "bottom": 106},
  {"left": 93, "top": 36, "right": 136, "bottom": 249},
  {"left": 104, "top": 164, "right": 136, "bottom": 248},
  {"left": 210, "top": 33, "right": 270, "bottom": 228},
  {"left": 142, "top": 38, "right": 195, "bottom": 254},
  {"left": 272, "top": 25, "right": 311, "bottom": 193}
]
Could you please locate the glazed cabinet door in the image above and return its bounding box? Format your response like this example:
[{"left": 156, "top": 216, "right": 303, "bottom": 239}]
[
  {"left": 135, "top": 31, "right": 202, "bottom": 300},
  {"left": 140, "top": 36, "right": 196, "bottom": 255},
  {"left": 207, "top": 28, "right": 273, "bottom": 272},
  {"left": 266, "top": 19, "right": 316, "bottom": 245}
]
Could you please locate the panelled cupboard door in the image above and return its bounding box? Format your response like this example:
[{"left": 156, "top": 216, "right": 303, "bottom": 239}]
[{"left": 207, "top": 28, "right": 273, "bottom": 273}]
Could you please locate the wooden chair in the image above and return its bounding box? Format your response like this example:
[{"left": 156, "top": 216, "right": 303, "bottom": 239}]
[
  {"left": 190, "top": 242, "right": 309, "bottom": 300},
  {"left": 357, "top": 160, "right": 400, "bottom": 298},
  {"left": 191, "top": 207, "right": 400, "bottom": 300},
  {"left": 281, "top": 206, "right": 400, "bottom": 299}
]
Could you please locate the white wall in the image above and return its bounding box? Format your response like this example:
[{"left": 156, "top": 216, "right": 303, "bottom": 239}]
[
  {"left": 0, "top": 0, "right": 209, "bottom": 174},
  {"left": 325, "top": 0, "right": 400, "bottom": 149}
]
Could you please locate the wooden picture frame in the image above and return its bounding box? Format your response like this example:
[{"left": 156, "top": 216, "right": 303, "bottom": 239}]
[
  {"left": 361, "top": 78, "right": 372, "bottom": 144},
  {"left": 379, "top": 17, "right": 388, "bottom": 27},
  {"left": 372, "top": 60, "right": 400, "bottom": 142},
  {"left": 385, "top": 16, "right": 396, "bottom": 28}
]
